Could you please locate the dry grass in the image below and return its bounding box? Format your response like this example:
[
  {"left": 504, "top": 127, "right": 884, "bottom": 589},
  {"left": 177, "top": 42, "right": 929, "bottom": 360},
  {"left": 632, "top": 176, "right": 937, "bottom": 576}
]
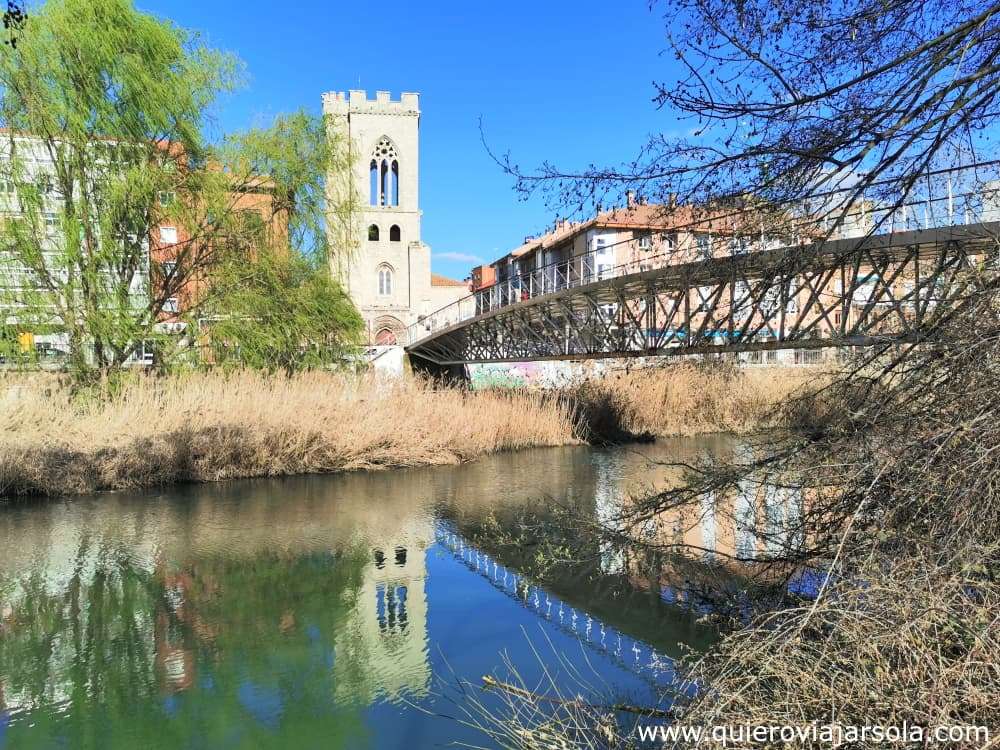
[
  {"left": 0, "top": 363, "right": 825, "bottom": 498},
  {"left": 0, "top": 371, "right": 579, "bottom": 497},
  {"left": 587, "top": 361, "right": 825, "bottom": 437}
]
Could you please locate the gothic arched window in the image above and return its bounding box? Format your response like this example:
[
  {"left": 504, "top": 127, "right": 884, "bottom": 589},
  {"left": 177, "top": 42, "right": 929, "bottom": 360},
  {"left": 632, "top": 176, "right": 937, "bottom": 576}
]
[
  {"left": 377, "top": 264, "right": 393, "bottom": 296},
  {"left": 368, "top": 224, "right": 379, "bottom": 241},
  {"left": 371, "top": 137, "right": 399, "bottom": 207},
  {"left": 391, "top": 160, "right": 399, "bottom": 205},
  {"left": 390, "top": 224, "right": 401, "bottom": 242}
]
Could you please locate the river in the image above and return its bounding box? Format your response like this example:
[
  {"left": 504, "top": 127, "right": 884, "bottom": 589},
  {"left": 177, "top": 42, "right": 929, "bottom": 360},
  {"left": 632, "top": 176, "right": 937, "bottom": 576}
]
[{"left": 0, "top": 435, "right": 767, "bottom": 749}]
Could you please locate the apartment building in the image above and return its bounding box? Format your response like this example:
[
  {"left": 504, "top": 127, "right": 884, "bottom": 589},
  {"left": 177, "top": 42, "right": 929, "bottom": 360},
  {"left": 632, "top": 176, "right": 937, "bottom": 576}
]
[{"left": 151, "top": 169, "right": 287, "bottom": 331}]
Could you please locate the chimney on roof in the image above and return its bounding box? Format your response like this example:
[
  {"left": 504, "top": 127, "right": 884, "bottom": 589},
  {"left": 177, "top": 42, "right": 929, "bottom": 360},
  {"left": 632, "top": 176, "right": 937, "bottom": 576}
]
[
  {"left": 595, "top": 202, "right": 602, "bottom": 214},
  {"left": 638, "top": 195, "right": 648, "bottom": 206},
  {"left": 626, "top": 190, "right": 636, "bottom": 209}
]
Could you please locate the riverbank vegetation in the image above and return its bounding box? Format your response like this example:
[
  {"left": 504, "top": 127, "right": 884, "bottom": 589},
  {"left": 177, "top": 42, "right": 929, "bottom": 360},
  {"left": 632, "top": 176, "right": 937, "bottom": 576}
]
[
  {"left": 477, "top": 299, "right": 1000, "bottom": 749},
  {"left": 587, "top": 363, "right": 821, "bottom": 439},
  {"left": 0, "top": 371, "right": 575, "bottom": 496},
  {"left": 0, "top": 363, "right": 817, "bottom": 498}
]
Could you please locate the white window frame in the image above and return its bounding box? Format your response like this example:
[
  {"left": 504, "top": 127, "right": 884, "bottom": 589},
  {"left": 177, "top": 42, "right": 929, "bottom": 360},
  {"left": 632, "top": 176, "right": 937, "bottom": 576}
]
[{"left": 159, "top": 226, "right": 178, "bottom": 244}]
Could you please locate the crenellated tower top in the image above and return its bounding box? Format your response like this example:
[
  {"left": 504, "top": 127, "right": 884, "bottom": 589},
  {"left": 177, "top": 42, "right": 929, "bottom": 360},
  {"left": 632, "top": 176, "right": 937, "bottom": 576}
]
[{"left": 322, "top": 90, "right": 420, "bottom": 116}]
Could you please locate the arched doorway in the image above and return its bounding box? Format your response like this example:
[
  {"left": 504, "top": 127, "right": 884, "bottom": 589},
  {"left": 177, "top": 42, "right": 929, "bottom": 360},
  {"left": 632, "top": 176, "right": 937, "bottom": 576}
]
[
  {"left": 371, "top": 315, "right": 407, "bottom": 346},
  {"left": 374, "top": 328, "right": 397, "bottom": 346}
]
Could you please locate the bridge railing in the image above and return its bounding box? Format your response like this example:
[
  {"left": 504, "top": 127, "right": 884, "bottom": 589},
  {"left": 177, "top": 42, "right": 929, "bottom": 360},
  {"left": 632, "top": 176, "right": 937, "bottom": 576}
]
[{"left": 406, "top": 162, "right": 1000, "bottom": 345}]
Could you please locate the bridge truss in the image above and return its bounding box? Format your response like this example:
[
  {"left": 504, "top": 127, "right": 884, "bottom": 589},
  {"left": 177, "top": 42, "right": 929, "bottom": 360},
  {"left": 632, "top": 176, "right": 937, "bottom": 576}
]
[{"left": 407, "top": 224, "right": 999, "bottom": 365}]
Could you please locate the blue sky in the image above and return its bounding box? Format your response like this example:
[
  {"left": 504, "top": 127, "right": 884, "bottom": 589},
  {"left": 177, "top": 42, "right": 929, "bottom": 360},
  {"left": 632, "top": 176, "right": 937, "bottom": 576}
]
[{"left": 136, "top": 0, "right": 681, "bottom": 280}]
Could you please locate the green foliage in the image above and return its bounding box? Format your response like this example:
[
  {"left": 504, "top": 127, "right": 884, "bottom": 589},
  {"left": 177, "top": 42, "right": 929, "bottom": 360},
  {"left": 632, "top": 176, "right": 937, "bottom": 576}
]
[
  {"left": 222, "top": 110, "right": 353, "bottom": 268},
  {"left": 196, "top": 109, "right": 363, "bottom": 372},
  {"left": 204, "top": 246, "right": 363, "bottom": 372},
  {"left": 0, "top": 0, "right": 361, "bottom": 382},
  {"left": 0, "top": 537, "right": 371, "bottom": 749}
]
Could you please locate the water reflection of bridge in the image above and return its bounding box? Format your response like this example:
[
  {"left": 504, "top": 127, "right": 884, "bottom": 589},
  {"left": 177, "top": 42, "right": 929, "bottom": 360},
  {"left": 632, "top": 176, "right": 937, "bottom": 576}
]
[{"left": 436, "top": 524, "right": 686, "bottom": 690}]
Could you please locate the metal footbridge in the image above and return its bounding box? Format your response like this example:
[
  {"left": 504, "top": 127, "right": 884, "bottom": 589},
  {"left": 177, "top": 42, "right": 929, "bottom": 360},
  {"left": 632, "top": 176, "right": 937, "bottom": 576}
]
[{"left": 406, "top": 165, "right": 1000, "bottom": 366}]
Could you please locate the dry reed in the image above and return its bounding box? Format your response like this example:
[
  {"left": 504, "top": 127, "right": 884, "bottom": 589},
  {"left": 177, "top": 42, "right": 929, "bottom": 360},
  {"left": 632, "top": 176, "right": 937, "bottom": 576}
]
[
  {"left": 582, "top": 361, "right": 823, "bottom": 437},
  {"left": 0, "top": 363, "right": 822, "bottom": 498},
  {"left": 0, "top": 371, "right": 578, "bottom": 497}
]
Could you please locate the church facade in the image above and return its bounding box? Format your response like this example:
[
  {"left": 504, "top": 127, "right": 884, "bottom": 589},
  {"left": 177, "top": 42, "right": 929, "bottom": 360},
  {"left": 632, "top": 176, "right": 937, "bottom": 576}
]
[{"left": 324, "top": 90, "right": 467, "bottom": 346}]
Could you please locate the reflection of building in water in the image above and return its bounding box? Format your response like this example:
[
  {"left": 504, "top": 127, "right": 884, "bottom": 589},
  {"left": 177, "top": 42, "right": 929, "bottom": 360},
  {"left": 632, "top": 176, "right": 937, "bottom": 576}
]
[
  {"left": 603, "top": 439, "right": 809, "bottom": 599},
  {"left": 0, "top": 483, "right": 439, "bottom": 710},
  {"left": 333, "top": 516, "right": 432, "bottom": 704},
  {"left": 593, "top": 451, "right": 626, "bottom": 575}
]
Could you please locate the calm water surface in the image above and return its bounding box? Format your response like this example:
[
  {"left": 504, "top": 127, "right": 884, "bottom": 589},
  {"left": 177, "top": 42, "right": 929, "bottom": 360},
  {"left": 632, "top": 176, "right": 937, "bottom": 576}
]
[{"left": 0, "top": 437, "right": 738, "bottom": 749}]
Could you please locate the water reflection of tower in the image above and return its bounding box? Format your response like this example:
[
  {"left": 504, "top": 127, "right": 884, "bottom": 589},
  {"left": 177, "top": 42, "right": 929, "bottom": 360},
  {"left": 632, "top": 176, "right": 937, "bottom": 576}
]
[{"left": 333, "top": 516, "right": 431, "bottom": 704}]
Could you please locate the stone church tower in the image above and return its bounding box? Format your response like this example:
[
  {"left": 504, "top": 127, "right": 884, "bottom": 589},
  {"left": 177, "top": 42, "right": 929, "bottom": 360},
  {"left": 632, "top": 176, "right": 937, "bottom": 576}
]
[{"left": 323, "top": 90, "right": 466, "bottom": 345}]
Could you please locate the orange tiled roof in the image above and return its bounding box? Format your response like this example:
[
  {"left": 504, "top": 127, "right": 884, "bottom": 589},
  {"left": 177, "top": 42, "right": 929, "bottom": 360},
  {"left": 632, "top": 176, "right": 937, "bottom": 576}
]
[
  {"left": 593, "top": 203, "right": 743, "bottom": 232},
  {"left": 491, "top": 202, "right": 768, "bottom": 270},
  {"left": 511, "top": 220, "right": 582, "bottom": 258},
  {"left": 431, "top": 273, "right": 466, "bottom": 287}
]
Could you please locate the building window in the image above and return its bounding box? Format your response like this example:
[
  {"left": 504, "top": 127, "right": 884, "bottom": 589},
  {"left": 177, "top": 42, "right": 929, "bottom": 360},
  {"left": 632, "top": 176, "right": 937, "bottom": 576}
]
[
  {"left": 390, "top": 224, "right": 401, "bottom": 242},
  {"left": 728, "top": 236, "right": 748, "bottom": 255},
  {"left": 43, "top": 213, "right": 58, "bottom": 234},
  {"left": 368, "top": 224, "right": 380, "bottom": 241},
  {"left": 134, "top": 340, "right": 155, "bottom": 365},
  {"left": 163, "top": 297, "right": 179, "bottom": 314},
  {"left": 378, "top": 264, "right": 393, "bottom": 296},
  {"left": 162, "top": 260, "right": 177, "bottom": 277},
  {"left": 637, "top": 232, "right": 652, "bottom": 250},
  {"left": 696, "top": 233, "right": 712, "bottom": 260},
  {"left": 370, "top": 137, "right": 399, "bottom": 207},
  {"left": 159, "top": 226, "right": 178, "bottom": 244},
  {"left": 696, "top": 285, "right": 714, "bottom": 312},
  {"left": 391, "top": 161, "right": 399, "bottom": 205},
  {"left": 158, "top": 191, "right": 176, "bottom": 207}
]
